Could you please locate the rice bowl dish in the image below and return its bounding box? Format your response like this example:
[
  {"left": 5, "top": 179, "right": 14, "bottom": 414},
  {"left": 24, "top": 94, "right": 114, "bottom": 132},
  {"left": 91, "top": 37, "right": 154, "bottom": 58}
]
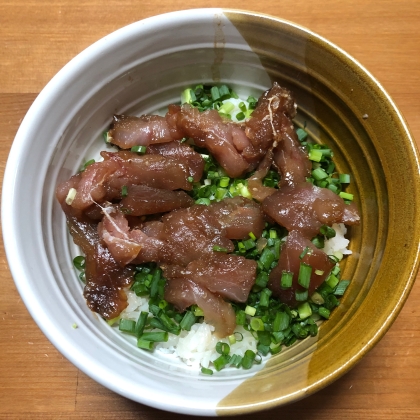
[{"left": 2, "top": 8, "right": 420, "bottom": 416}]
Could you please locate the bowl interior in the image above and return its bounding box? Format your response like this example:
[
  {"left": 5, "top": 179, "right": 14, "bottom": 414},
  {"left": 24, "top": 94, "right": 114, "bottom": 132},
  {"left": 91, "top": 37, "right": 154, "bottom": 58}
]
[{"left": 3, "top": 9, "right": 420, "bottom": 416}]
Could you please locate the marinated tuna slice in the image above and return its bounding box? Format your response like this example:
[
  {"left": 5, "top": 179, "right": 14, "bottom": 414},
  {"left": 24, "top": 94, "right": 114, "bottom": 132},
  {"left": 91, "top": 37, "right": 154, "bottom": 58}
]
[
  {"left": 211, "top": 196, "right": 265, "bottom": 240},
  {"left": 119, "top": 185, "right": 194, "bottom": 216},
  {"left": 164, "top": 278, "right": 236, "bottom": 338},
  {"left": 56, "top": 158, "right": 121, "bottom": 211},
  {"left": 247, "top": 150, "right": 277, "bottom": 202},
  {"left": 56, "top": 151, "right": 194, "bottom": 216},
  {"left": 268, "top": 231, "right": 334, "bottom": 306},
  {"left": 146, "top": 141, "right": 205, "bottom": 182},
  {"left": 108, "top": 114, "right": 184, "bottom": 149},
  {"left": 172, "top": 104, "right": 251, "bottom": 178},
  {"left": 66, "top": 215, "right": 134, "bottom": 319},
  {"left": 272, "top": 126, "right": 311, "bottom": 186},
  {"left": 262, "top": 182, "right": 360, "bottom": 239},
  {"left": 163, "top": 254, "right": 257, "bottom": 303},
  {"left": 101, "top": 151, "right": 193, "bottom": 192},
  {"left": 245, "top": 82, "right": 297, "bottom": 154},
  {"left": 161, "top": 204, "right": 234, "bottom": 266}
]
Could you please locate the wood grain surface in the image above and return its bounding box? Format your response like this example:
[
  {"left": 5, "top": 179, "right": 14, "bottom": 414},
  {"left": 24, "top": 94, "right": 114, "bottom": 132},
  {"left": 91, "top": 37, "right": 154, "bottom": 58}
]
[{"left": 1, "top": 1, "right": 419, "bottom": 418}]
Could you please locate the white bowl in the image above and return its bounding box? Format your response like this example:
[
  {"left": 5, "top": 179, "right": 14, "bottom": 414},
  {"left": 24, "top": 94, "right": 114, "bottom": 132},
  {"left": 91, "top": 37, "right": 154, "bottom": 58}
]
[{"left": 3, "top": 8, "right": 419, "bottom": 416}]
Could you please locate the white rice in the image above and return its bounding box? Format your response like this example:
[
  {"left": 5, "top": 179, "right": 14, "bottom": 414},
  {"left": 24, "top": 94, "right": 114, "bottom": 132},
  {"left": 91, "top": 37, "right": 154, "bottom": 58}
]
[
  {"left": 118, "top": 224, "right": 352, "bottom": 369},
  {"left": 322, "top": 223, "right": 352, "bottom": 256}
]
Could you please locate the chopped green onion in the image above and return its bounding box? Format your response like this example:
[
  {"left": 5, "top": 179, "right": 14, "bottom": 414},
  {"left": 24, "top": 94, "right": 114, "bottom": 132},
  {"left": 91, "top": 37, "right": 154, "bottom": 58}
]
[
  {"left": 339, "top": 192, "right": 354, "bottom": 201},
  {"left": 312, "top": 167, "right": 328, "bottom": 181},
  {"left": 230, "top": 354, "right": 243, "bottom": 368},
  {"left": 119, "top": 318, "right": 136, "bottom": 334},
  {"left": 255, "top": 272, "right": 269, "bottom": 288},
  {"left": 309, "top": 149, "right": 323, "bottom": 162},
  {"left": 326, "top": 273, "right": 340, "bottom": 289},
  {"left": 311, "top": 292, "right": 325, "bottom": 305},
  {"left": 299, "top": 246, "right": 311, "bottom": 259},
  {"left": 130, "top": 145, "right": 147, "bottom": 154},
  {"left": 193, "top": 306, "right": 204, "bottom": 317},
  {"left": 236, "top": 112, "right": 245, "bottom": 121},
  {"left": 296, "top": 128, "right": 308, "bottom": 141},
  {"left": 297, "top": 302, "right": 312, "bottom": 319},
  {"left": 334, "top": 280, "right": 350, "bottom": 296},
  {"left": 187, "top": 176, "right": 194, "bottom": 183},
  {"left": 219, "top": 177, "right": 230, "bottom": 188},
  {"left": 103, "top": 131, "right": 111, "bottom": 143},
  {"left": 211, "top": 86, "right": 221, "bottom": 101},
  {"left": 195, "top": 198, "right": 211, "bottom": 205},
  {"left": 250, "top": 317, "right": 264, "bottom": 331},
  {"left": 272, "top": 311, "right": 289, "bottom": 332},
  {"left": 121, "top": 185, "right": 128, "bottom": 197},
  {"left": 320, "top": 225, "right": 336, "bottom": 238},
  {"left": 228, "top": 334, "right": 237, "bottom": 345},
  {"left": 218, "top": 85, "right": 230, "bottom": 98},
  {"left": 315, "top": 269, "right": 324, "bottom": 276},
  {"left": 140, "top": 331, "right": 169, "bottom": 342},
  {"left": 213, "top": 354, "right": 231, "bottom": 371},
  {"left": 241, "top": 350, "right": 256, "bottom": 369},
  {"left": 180, "top": 311, "right": 197, "bottom": 331},
  {"left": 73, "top": 256, "right": 85, "bottom": 271},
  {"left": 201, "top": 367, "right": 213, "bottom": 375},
  {"left": 216, "top": 342, "right": 230, "bottom": 355},
  {"left": 245, "top": 305, "right": 256, "bottom": 316},
  {"left": 213, "top": 245, "right": 228, "bottom": 252},
  {"left": 136, "top": 339, "right": 154, "bottom": 350},
  {"left": 82, "top": 159, "right": 95, "bottom": 171},
  {"left": 259, "top": 288, "right": 272, "bottom": 307},
  {"left": 298, "top": 263, "right": 312, "bottom": 289},
  {"left": 260, "top": 248, "right": 276, "bottom": 270},
  {"left": 339, "top": 174, "right": 351, "bottom": 183},
  {"left": 295, "top": 289, "right": 309, "bottom": 301},
  {"left": 281, "top": 271, "right": 293, "bottom": 289},
  {"left": 236, "top": 310, "right": 246, "bottom": 325},
  {"left": 318, "top": 307, "right": 331, "bottom": 319},
  {"left": 181, "top": 88, "right": 196, "bottom": 104},
  {"left": 311, "top": 235, "right": 325, "bottom": 249},
  {"left": 135, "top": 311, "right": 149, "bottom": 338},
  {"left": 65, "top": 188, "right": 77, "bottom": 205}
]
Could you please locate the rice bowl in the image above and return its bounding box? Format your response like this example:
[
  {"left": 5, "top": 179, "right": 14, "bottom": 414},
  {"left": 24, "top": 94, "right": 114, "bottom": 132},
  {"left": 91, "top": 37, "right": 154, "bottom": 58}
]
[{"left": 2, "top": 8, "right": 420, "bottom": 416}]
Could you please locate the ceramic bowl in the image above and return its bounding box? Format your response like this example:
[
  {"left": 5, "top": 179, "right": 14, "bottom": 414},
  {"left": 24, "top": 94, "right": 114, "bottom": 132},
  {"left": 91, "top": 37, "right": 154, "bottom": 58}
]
[{"left": 3, "top": 8, "right": 420, "bottom": 416}]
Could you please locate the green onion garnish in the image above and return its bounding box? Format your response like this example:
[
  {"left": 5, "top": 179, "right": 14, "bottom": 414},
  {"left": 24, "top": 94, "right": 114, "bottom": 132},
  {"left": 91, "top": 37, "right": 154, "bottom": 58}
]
[
  {"left": 339, "top": 192, "right": 354, "bottom": 201},
  {"left": 213, "top": 354, "right": 231, "bottom": 371},
  {"left": 339, "top": 174, "right": 351, "bottom": 183},
  {"left": 298, "top": 263, "right": 312, "bottom": 288},
  {"left": 180, "top": 311, "right": 196, "bottom": 331},
  {"left": 140, "top": 331, "right": 169, "bottom": 343},
  {"left": 280, "top": 271, "right": 293, "bottom": 289},
  {"left": 212, "top": 245, "right": 228, "bottom": 253},
  {"left": 241, "top": 350, "right": 256, "bottom": 369},
  {"left": 334, "top": 280, "right": 350, "bottom": 296},
  {"left": 131, "top": 145, "right": 147, "bottom": 154},
  {"left": 295, "top": 289, "right": 309, "bottom": 302},
  {"left": 73, "top": 256, "right": 85, "bottom": 271},
  {"left": 318, "top": 307, "right": 331, "bottom": 319},
  {"left": 201, "top": 367, "right": 214, "bottom": 375},
  {"left": 245, "top": 305, "right": 256, "bottom": 316},
  {"left": 121, "top": 185, "right": 128, "bottom": 197},
  {"left": 137, "top": 339, "right": 154, "bottom": 350},
  {"left": 297, "top": 302, "right": 312, "bottom": 319},
  {"left": 320, "top": 225, "right": 336, "bottom": 239},
  {"left": 216, "top": 342, "right": 230, "bottom": 355}
]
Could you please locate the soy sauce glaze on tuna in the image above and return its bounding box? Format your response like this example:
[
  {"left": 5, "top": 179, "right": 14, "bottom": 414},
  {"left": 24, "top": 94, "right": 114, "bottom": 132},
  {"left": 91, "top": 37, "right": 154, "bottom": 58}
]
[{"left": 56, "top": 82, "right": 360, "bottom": 339}]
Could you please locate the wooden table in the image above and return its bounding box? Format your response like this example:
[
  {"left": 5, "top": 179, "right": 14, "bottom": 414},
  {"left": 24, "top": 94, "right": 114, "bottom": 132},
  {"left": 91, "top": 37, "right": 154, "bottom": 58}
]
[{"left": 1, "top": 1, "right": 419, "bottom": 418}]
